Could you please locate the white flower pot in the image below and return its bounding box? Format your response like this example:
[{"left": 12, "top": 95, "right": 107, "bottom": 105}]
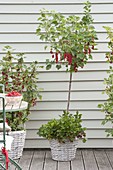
[
  {"left": 49, "top": 139, "right": 78, "bottom": 161},
  {"left": 8, "top": 130, "right": 26, "bottom": 159}
]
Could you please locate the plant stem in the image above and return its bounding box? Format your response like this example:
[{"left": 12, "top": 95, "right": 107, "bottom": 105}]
[{"left": 67, "top": 72, "right": 72, "bottom": 112}]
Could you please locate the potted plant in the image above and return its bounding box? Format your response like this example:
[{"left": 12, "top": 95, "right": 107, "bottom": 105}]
[
  {"left": 38, "top": 111, "right": 86, "bottom": 161},
  {"left": 98, "top": 26, "right": 113, "bottom": 137},
  {"left": 36, "top": 1, "right": 98, "bottom": 161},
  {"left": 0, "top": 46, "right": 42, "bottom": 159}
]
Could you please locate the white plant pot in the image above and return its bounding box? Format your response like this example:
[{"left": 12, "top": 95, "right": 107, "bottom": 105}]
[
  {"left": 8, "top": 130, "right": 26, "bottom": 159},
  {"left": 49, "top": 139, "right": 78, "bottom": 161}
]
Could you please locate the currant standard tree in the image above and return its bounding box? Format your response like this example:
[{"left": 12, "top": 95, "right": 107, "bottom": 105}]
[{"left": 36, "top": 1, "right": 98, "bottom": 112}]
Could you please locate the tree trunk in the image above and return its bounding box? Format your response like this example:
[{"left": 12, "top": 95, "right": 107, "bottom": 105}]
[{"left": 67, "top": 72, "right": 72, "bottom": 112}]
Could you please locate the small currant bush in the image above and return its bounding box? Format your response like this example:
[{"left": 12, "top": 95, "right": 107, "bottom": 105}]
[
  {"left": 98, "top": 26, "right": 113, "bottom": 137},
  {"left": 37, "top": 111, "right": 86, "bottom": 143},
  {"left": 0, "top": 46, "right": 42, "bottom": 131}
]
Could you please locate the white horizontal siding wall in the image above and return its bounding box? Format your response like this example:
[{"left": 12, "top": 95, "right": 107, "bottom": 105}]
[{"left": 0, "top": 0, "right": 113, "bottom": 148}]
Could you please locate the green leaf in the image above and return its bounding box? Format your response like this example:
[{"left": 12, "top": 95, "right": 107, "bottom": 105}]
[
  {"left": 44, "top": 45, "right": 48, "bottom": 50},
  {"left": 56, "top": 65, "right": 61, "bottom": 70},
  {"left": 98, "top": 104, "right": 102, "bottom": 108},
  {"left": 36, "top": 28, "right": 41, "bottom": 33},
  {"left": 46, "top": 64, "right": 52, "bottom": 70}
]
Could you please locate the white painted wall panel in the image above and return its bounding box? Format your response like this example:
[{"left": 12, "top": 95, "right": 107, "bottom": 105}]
[
  {"left": 38, "top": 81, "right": 105, "bottom": 91},
  {"left": 0, "top": 23, "right": 113, "bottom": 32},
  {"left": 0, "top": 14, "right": 113, "bottom": 23},
  {"left": 40, "top": 91, "right": 107, "bottom": 100},
  {"left": 0, "top": 33, "right": 109, "bottom": 42},
  {"left": 38, "top": 72, "right": 108, "bottom": 81},
  {"left": 0, "top": 3, "right": 113, "bottom": 13},
  {"left": 31, "top": 101, "right": 105, "bottom": 110},
  {"left": 28, "top": 110, "right": 105, "bottom": 120},
  {"left": 1, "top": 0, "right": 113, "bottom": 3},
  {"left": 0, "top": 0, "right": 113, "bottom": 148}
]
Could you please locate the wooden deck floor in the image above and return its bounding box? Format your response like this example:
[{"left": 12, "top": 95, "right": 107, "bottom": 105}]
[{"left": 9, "top": 149, "right": 113, "bottom": 170}]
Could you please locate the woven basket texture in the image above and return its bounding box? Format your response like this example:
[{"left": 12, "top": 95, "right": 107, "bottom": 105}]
[
  {"left": 8, "top": 130, "right": 26, "bottom": 159},
  {"left": 49, "top": 139, "right": 78, "bottom": 161}
]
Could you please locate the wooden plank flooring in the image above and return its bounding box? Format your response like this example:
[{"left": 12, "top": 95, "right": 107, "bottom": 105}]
[{"left": 9, "top": 149, "right": 113, "bottom": 170}]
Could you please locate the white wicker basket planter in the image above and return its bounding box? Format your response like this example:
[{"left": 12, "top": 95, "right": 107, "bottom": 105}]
[
  {"left": 49, "top": 139, "right": 78, "bottom": 161},
  {"left": 8, "top": 130, "right": 26, "bottom": 159}
]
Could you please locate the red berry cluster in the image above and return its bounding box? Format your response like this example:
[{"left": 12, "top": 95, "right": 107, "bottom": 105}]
[
  {"left": 106, "top": 52, "right": 113, "bottom": 63},
  {"left": 64, "top": 53, "right": 72, "bottom": 65},
  {"left": 50, "top": 50, "right": 59, "bottom": 63},
  {"left": 6, "top": 91, "right": 21, "bottom": 97},
  {"left": 84, "top": 44, "right": 94, "bottom": 55},
  {"left": 50, "top": 50, "right": 81, "bottom": 72},
  {"left": 50, "top": 40, "right": 95, "bottom": 72},
  {"left": 64, "top": 53, "right": 78, "bottom": 72},
  {"left": 31, "top": 98, "right": 37, "bottom": 106}
]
